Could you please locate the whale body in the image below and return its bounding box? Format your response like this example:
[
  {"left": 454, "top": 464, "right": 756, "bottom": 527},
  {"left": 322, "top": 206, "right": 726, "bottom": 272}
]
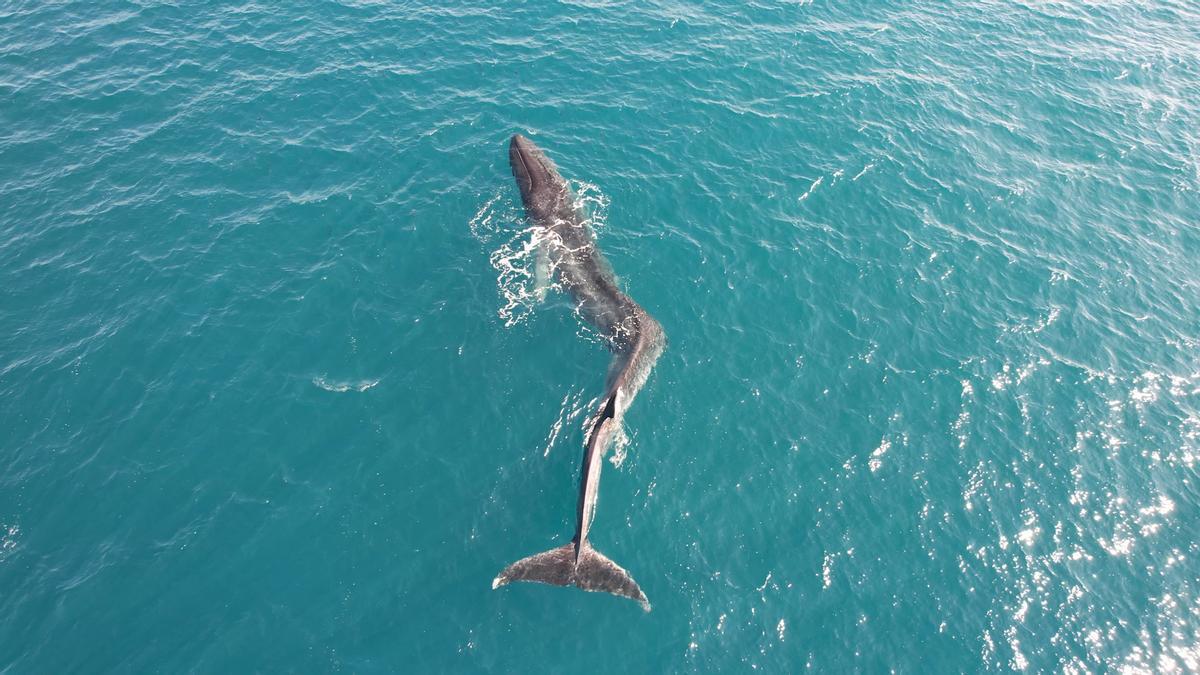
[{"left": 491, "top": 134, "right": 664, "bottom": 610}]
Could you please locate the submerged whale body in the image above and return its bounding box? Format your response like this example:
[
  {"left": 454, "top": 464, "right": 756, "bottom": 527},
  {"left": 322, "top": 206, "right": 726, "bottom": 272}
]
[{"left": 491, "top": 134, "right": 664, "bottom": 611}]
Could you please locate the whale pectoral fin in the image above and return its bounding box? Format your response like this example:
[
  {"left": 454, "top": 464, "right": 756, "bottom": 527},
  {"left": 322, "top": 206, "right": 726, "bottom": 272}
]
[{"left": 533, "top": 238, "right": 551, "bottom": 303}]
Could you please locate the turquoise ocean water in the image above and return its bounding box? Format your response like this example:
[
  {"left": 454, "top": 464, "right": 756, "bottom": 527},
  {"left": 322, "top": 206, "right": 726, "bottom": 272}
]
[{"left": 3, "top": 1, "right": 1200, "bottom": 671}]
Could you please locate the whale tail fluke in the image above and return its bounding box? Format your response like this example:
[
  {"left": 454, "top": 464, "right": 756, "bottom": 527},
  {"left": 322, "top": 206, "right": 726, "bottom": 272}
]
[{"left": 492, "top": 541, "right": 650, "bottom": 611}]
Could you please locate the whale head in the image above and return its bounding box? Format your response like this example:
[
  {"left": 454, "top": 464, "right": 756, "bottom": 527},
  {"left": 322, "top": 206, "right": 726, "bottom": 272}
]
[{"left": 509, "top": 134, "right": 569, "bottom": 215}]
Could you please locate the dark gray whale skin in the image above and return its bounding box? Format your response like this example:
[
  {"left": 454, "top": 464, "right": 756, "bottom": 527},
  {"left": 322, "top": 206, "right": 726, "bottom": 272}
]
[{"left": 491, "top": 134, "right": 664, "bottom": 611}]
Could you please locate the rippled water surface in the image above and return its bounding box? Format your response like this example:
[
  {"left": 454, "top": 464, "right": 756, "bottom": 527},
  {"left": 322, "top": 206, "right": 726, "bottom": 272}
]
[{"left": 3, "top": 0, "right": 1200, "bottom": 671}]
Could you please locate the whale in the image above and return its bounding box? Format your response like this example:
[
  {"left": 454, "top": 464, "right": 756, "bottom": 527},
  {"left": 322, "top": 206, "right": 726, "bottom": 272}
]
[{"left": 491, "top": 134, "right": 665, "bottom": 611}]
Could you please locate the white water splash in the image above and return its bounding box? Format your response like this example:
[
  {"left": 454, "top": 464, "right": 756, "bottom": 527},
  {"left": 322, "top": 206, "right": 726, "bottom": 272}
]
[
  {"left": 544, "top": 388, "right": 589, "bottom": 457},
  {"left": 0, "top": 523, "right": 19, "bottom": 563},
  {"left": 488, "top": 225, "right": 554, "bottom": 327},
  {"left": 852, "top": 161, "right": 876, "bottom": 181},
  {"left": 471, "top": 181, "right": 610, "bottom": 328},
  {"left": 868, "top": 438, "right": 891, "bottom": 472},
  {"left": 312, "top": 377, "right": 379, "bottom": 393},
  {"left": 798, "top": 175, "right": 823, "bottom": 201},
  {"left": 467, "top": 193, "right": 502, "bottom": 240},
  {"left": 607, "top": 423, "right": 631, "bottom": 468}
]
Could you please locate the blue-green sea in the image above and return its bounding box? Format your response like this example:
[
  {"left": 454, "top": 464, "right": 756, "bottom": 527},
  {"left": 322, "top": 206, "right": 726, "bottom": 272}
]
[{"left": 3, "top": 0, "right": 1200, "bottom": 671}]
